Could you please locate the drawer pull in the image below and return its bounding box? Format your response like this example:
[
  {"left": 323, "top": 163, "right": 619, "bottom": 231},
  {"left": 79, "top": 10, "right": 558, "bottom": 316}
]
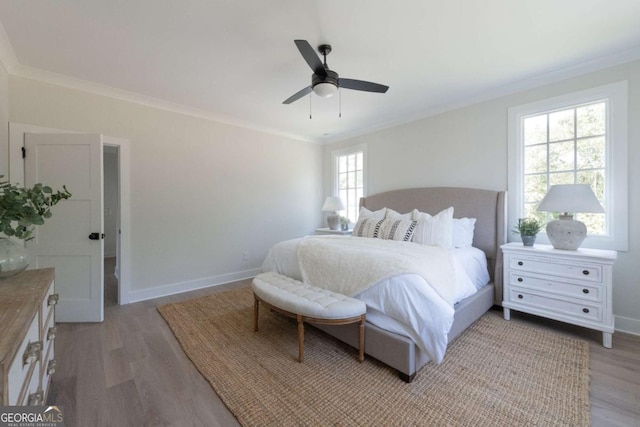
[
  {"left": 48, "top": 293, "right": 60, "bottom": 306},
  {"left": 517, "top": 294, "right": 523, "bottom": 299},
  {"left": 23, "top": 341, "right": 43, "bottom": 365},
  {"left": 517, "top": 277, "right": 523, "bottom": 282},
  {"left": 583, "top": 308, "right": 590, "bottom": 314},
  {"left": 47, "top": 326, "right": 57, "bottom": 341},
  {"left": 28, "top": 391, "right": 43, "bottom": 406},
  {"left": 47, "top": 359, "right": 57, "bottom": 375},
  {"left": 582, "top": 289, "right": 589, "bottom": 294},
  {"left": 582, "top": 270, "right": 589, "bottom": 276},
  {"left": 518, "top": 261, "right": 524, "bottom": 266}
]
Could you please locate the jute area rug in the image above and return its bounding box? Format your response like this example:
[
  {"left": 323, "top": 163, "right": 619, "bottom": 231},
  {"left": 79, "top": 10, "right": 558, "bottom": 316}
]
[{"left": 158, "top": 287, "right": 590, "bottom": 426}]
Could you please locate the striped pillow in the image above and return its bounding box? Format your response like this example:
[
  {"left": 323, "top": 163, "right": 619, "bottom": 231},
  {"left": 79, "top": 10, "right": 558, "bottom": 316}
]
[
  {"left": 377, "top": 219, "right": 418, "bottom": 241},
  {"left": 353, "top": 217, "right": 383, "bottom": 238}
]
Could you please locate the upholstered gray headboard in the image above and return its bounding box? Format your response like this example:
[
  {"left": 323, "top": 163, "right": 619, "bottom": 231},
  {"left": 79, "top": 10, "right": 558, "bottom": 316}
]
[{"left": 360, "top": 187, "right": 507, "bottom": 304}]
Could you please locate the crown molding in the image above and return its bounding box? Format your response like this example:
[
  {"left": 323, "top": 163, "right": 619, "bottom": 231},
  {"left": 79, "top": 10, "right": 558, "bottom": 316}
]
[
  {"left": 12, "top": 64, "right": 319, "bottom": 144},
  {"left": 322, "top": 45, "right": 640, "bottom": 145}
]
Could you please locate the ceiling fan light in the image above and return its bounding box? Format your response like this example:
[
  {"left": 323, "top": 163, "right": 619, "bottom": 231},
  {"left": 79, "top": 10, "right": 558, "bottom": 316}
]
[{"left": 313, "top": 82, "right": 338, "bottom": 98}]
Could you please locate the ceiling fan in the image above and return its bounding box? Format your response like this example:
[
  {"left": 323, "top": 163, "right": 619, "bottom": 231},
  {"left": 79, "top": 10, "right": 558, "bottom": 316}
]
[{"left": 283, "top": 40, "right": 389, "bottom": 104}]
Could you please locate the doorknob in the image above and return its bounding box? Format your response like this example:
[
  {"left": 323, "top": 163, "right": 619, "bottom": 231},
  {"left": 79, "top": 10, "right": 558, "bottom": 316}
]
[{"left": 89, "top": 233, "right": 105, "bottom": 240}]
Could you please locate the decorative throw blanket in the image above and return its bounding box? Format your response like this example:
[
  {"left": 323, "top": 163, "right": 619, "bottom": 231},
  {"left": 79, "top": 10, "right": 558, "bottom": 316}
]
[{"left": 297, "top": 236, "right": 456, "bottom": 306}]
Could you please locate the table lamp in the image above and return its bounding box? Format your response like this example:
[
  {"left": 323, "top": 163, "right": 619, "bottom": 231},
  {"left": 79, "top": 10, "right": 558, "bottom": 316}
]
[
  {"left": 536, "top": 184, "right": 604, "bottom": 250},
  {"left": 322, "top": 196, "right": 345, "bottom": 230}
]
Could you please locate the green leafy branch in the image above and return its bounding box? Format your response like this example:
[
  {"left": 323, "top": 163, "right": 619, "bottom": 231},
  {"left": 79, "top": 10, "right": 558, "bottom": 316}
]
[{"left": 0, "top": 175, "right": 72, "bottom": 240}]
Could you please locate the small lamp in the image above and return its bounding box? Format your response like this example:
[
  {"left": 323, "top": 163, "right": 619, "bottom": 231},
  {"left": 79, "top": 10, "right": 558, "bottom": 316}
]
[
  {"left": 322, "top": 196, "right": 345, "bottom": 230},
  {"left": 536, "top": 184, "right": 604, "bottom": 250}
]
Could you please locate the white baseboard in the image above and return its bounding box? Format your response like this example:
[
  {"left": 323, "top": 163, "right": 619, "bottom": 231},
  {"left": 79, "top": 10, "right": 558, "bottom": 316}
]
[
  {"left": 615, "top": 315, "right": 640, "bottom": 336},
  {"left": 125, "top": 267, "right": 261, "bottom": 304}
]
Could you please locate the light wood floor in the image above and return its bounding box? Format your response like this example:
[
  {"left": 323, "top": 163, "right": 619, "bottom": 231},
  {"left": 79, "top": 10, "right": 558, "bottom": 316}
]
[{"left": 49, "top": 261, "right": 640, "bottom": 427}]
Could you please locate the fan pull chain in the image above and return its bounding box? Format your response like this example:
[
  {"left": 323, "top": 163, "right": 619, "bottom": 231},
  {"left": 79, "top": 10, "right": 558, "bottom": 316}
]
[
  {"left": 339, "top": 88, "right": 342, "bottom": 118},
  {"left": 309, "top": 94, "right": 312, "bottom": 119}
]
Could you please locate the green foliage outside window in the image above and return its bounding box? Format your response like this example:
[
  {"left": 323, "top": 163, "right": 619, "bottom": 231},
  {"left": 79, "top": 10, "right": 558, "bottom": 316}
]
[{"left": 523, "top": 102, "right": 606, "bottom": 234}]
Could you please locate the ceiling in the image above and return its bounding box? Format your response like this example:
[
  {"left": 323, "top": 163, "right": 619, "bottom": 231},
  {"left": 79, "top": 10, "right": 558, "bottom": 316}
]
[{"left": 0, "top": 1, "right": 639, "bottom": 144}]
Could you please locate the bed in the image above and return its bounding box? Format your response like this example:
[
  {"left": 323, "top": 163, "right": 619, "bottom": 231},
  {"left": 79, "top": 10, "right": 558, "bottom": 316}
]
[{"left": 263, "top": 187, "right": 506, "bottom": 382}]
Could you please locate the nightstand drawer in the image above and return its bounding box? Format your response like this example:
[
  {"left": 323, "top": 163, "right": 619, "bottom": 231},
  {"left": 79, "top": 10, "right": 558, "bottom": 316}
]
[
  {"left": 508, "top": 289, "right": 601, "bottom": 322},
  {"left": 508, "top": 273, "right": 602, "bottom": 302},
  {"left": 509, "top": 256, "right": 602, "bottom": 283}
]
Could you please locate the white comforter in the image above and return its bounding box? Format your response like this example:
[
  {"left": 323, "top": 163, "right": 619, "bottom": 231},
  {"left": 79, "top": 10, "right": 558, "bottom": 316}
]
[{"left": 261, "top": 236, "right": 482, "bottom": 363}]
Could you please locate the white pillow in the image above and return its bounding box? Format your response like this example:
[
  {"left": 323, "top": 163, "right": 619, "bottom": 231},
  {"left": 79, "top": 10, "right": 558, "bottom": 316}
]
[
  {"left": 411, "top": 207, "right": 454, "bottom": 248},
  {"left": 376, "top": 219, "right": 418, "bottom": 241},
  {"left": 385, "top": 208, "right": 413, "bottom": 220},
  {"left": 358, "top": 207, "right": 386, "bottom": 220},
  {"left": 452, "top": 217, "right": 476, "bottom": 248}
]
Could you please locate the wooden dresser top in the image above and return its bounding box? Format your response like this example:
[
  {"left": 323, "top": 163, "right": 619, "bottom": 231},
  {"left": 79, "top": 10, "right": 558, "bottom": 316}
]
[{"left": 0, "top": 268, "right": 55, "bottom": 367}]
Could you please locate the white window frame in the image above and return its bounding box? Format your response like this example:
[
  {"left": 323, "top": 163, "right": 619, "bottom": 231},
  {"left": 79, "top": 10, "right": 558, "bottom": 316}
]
[
  {"left": 507, "top": 81, "right": 628, "bottom": 251},
  {"left": 331, "top": 143, "right": 368, "bottom": 223}
]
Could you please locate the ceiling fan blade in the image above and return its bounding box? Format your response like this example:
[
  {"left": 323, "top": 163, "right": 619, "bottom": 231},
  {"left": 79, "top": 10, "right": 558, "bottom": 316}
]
[
  {"left": 283, "top": 86, "right": 313, "bottom": 104},
  {"left": 339, "top": 78, "right": 389, "bottom": 93},
  {"left": 294, "top": 40, "right": 326, "bottom": 77}
]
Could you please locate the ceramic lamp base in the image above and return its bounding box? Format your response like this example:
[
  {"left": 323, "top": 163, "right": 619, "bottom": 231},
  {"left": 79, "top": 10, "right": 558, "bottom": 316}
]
[
  {"left": 327, "top": 213, "right": 340, "bottom": 230},
  {"left": 546, "top": 215, "right": 587, "bottom": 250}
]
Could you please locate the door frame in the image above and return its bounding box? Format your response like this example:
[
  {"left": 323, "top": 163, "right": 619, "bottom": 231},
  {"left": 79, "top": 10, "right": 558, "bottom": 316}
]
[{"left": 9, "top": 122, "right": 132, "bottom": 305}]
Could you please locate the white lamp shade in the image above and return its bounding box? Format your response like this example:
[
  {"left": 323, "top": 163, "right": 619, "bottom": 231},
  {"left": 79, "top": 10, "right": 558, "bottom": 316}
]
[
  {"left": 322, "top": 196, "right": 345, "bottom": 212},
  {"left": 537, "top": 184, "right": 604, "bottom": 214},
  {"left": 313, "top": 82, "right": 338, "bottom": 98}
]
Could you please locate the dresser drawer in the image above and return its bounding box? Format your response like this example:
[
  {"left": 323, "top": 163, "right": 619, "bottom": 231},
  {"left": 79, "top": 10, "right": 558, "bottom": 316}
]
[
  {"left": 508, "top": 288, "right": 601, "bottom": 322},
  {"left": 41, "top": 280, "right": 57, "bottom": 331},
  {"left": 40, "top": 337, "right": 56, "bottom": 402},
  {"left": 19, "top": 363, "right": 41, "bottom": 406},
  {"left": 508, "top": 273, "right": 602, "bottom": 302},
  {"left": 509, "top": 256, "right": 602, "bottom": 283},
  {"left": 7, "top": 313, "right": 41, "bottom": 405}
]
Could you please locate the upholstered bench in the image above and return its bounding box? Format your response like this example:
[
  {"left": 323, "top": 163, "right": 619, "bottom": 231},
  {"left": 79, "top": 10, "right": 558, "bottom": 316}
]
[{"left": 251, "top": 272, "right": 367, "bottom": 363}]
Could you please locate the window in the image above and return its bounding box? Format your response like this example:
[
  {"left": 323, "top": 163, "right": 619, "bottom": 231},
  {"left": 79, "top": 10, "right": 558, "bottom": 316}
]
[
  {"left": 508, "top": 81, "right": 628, "bottom": 251},
  {"left": 331, "top": 144, "right": 367, "bottom": 223}
]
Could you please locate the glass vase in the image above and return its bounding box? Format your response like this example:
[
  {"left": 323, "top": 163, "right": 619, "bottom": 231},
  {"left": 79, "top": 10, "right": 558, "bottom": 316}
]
[{"left": 0, "top": 238, "right": 30, "bottom": 279}]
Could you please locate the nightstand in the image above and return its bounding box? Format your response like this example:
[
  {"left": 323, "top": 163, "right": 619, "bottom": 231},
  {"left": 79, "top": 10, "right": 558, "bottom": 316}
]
[
  {"left": 315, "top": 228, "right": 352, "bottom": 236},
  {"left": 501, "top": 242, "right": 616, "bottom": 348}
]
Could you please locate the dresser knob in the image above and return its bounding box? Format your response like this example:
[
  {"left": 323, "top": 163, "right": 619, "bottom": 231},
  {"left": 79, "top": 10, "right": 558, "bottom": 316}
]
[
  {"left": 583, "top": 308, "right": 590, "bottom": 313},
  {"left": 28, "top": 391, "right": 43, "bottom": 406},
  {"left": 583, "top": 289, "right": 589, "bottom": 294},
  {"left": 518, "top": 261, "right": 523, "bottom": 266},
  {"left": 23, "top": 341, "right": 42, "bottom": 366},
  {"left": 47, "top": 326, "right": 57, "bottom": 341},
  {"left": 48, "top": 293, "right": 60, "bottom": 306},
  {"left": 582, "top": 270, "right": 589, "bottom": 276},
  {"left": 47, "top": 359, "right": 57, "bottom": 375},
  {"left": 517, "top": 294, "right": 523, "bottom": 299},
  {"left": 517, "top": 277, "right": 523, "bottom": 282}
]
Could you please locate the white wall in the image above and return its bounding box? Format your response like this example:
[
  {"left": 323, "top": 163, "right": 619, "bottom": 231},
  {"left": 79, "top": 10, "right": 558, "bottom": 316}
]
[
  {"left": 8, "top": 76, "right": 323, "bottom": 299},
  {"left": 325, "top": 60, "right": 640, "bottom": 335}
]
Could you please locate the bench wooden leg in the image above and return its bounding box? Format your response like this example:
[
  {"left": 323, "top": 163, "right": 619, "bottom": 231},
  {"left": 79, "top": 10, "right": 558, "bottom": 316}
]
[
  {"left": 358, "top": 314, "right": 365, "bottom": 362},
  {"left": 297, "top": 314, "right": 304, "bottom": 363},
  {"left": 253, "top": 294, "right": 259, "bottom": 332}
]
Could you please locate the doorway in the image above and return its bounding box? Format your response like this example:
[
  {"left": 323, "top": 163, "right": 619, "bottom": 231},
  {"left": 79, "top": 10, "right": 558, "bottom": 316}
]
[
  {"left": 9, "top": 122, "right": 131, "bottom": 321},
  {"left": 103, "top": 145, "right": 119, "bottom": 308}
]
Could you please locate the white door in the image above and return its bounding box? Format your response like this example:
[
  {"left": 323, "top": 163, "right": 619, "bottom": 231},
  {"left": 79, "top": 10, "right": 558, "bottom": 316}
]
[{"left": 24, "top": 133, "right": 104, "bottom": 322}]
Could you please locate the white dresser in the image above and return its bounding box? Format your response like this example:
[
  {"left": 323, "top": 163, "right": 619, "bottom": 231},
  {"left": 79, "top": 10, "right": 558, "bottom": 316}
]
[
  {"left": 0, "top": 268, "right": 57, "bottom": 405},
  {"left": 501, "top": 243, "right": 616, "bottom": 348}
]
